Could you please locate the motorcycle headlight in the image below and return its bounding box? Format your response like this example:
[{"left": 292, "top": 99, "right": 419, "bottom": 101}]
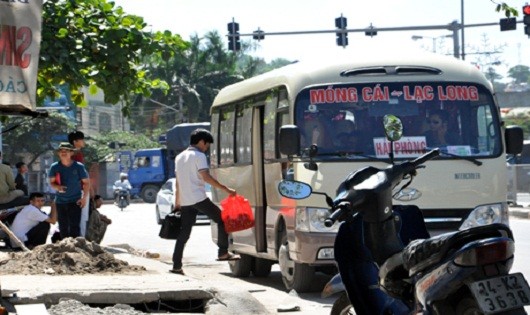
[
  {"left": 296, "top": 207, "right": 339, "bottom": 232},
  {"left": 459, "top": 203, "right": 509, "bottom": 230}
]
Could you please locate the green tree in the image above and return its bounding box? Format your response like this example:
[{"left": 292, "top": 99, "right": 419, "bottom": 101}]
[
  {"left": 2, "top": 113, "right": 75, "bottom": 168},
  {"left": 39, "top": 0, "right": 188, "bottom": 112},
  {"left": 494, "top": 2, "right": 519, "bottom": 17},
  {"left": 130, "top": 31, "right": 244, "bottom": 133},
  {"left": 507, "top": 65, "right": 530, "bottom": 84}
]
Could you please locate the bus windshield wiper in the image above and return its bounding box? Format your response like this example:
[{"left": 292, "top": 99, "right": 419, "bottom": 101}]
[
  {"left": 426, "top": 147, "right": 482, "bottom": 166},
  {"left": 318, "top": 151, "right": 392, "bottom": 164}
]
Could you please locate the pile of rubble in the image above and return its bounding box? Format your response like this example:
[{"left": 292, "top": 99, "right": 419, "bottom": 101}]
[{"left": 0, "top": 237, "right": 145, "bottom": 275}]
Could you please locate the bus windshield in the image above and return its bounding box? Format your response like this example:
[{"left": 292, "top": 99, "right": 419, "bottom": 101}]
[{"left": 294, "top": 82, "right": 502, "bottom": 159}]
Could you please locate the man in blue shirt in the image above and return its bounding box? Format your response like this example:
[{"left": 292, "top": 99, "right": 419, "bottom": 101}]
[{"left": 48, "top": 142, "right": 89, "bottom": 238}]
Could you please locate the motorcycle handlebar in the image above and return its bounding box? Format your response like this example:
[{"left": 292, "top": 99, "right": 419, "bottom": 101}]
[
  {"left": 411, "top": 149, "right": 440, "bottom": 168},
  {"left": 324, "top": 202, "right": 350, "bottom": 227}
]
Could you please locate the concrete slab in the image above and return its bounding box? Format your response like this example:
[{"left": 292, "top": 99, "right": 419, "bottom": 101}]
[
  {"left": 0, "top": 248, "right": 269, "bottom": 314},
  {"left": 14, "top": 304, "right": 49, "bottom": 315}
]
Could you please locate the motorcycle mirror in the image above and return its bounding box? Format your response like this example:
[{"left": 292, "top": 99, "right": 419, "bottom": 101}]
[
  {"left": 278, "top": 180, "right": 312, "bottom": 199},
  {"left": 383, "top": 114, "right": 403, "bottom": 142}
]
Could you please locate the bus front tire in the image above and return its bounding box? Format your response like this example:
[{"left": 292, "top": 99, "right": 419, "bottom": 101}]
[{"left": 278, "top": 233, "right": 315, "bottom": 293}]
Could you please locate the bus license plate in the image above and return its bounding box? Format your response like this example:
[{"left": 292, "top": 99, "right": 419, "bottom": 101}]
[{"left": 469, "top": 273, "right": 530, "bottom": 314}]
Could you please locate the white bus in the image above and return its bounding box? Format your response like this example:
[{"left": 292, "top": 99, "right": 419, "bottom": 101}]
[{"left": 208, "top": 51, "right": 522, "bottom": 292}]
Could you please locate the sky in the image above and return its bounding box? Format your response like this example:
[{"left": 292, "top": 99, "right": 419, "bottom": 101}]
[{"left": 112, "top": 0, "right": 530, "bottom": 83}]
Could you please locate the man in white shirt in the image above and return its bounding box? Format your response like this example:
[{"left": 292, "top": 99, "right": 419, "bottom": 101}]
[
  {"left": 171, "top": 128, "right": 239, "bottom": 275},
  {"left": 10, "top": 192, "right": 57, "bottom": 249}
]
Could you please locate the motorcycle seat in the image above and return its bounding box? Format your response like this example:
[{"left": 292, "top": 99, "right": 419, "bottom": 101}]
[{"left": 402, "top": 223, "right": 513, "bottom": 275}]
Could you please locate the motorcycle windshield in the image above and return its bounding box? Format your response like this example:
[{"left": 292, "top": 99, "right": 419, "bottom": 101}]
[{"left": 294, "top": 82, "right": 501, "bottom": 160}]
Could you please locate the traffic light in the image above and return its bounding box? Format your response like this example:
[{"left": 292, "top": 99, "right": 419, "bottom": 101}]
[
  {"left": 499, "top": 17, "right": 516, "bottom": 31},
  {"left": 335, "top": 16, "right": 348, "bottom": 47},
  {"left": 524, "top": 4, "right": 530, "bottom": 36},
  {"left": 227, "top": 22, "right": 241, "bottom": 51},
  {"left": 253, "top": 29, "right": 265, "bottom": 41}
]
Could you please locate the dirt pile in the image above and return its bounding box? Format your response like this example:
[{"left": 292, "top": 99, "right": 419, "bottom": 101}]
[{"left": 0, "top": 237, "right": 145, "bottom": 275}]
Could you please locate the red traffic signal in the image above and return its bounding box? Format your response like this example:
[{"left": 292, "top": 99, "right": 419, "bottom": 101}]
[
  {"left": 523, "top": 4, "right": 530, "bottom": 15},
  {"left": 524, "top": 5, "right": 530, "bottom": 36}
]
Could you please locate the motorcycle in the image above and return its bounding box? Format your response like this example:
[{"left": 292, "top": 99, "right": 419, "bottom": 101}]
[
  {"left": 116, "top": 188, "right": 130, "bottom": 211},
  {"left": 279, "top": 115, "right": 530, "bottom": 315}
]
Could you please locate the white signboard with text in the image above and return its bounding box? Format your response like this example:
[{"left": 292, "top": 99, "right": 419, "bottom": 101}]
[{"left": 0, "top": 0, "right": 43, "bottom": 112}]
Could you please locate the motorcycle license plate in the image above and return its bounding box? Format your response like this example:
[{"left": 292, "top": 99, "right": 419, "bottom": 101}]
[{"left": 469, "top": 273, "right": 530, "bottom": 314}]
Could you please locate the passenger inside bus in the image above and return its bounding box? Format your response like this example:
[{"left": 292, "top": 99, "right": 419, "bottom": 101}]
[
  {"left": 423, "top": 110, "right": 461, "bottom": 147},
  {"left": 302, "top": 119, "right": 332, "bottom": 150}
]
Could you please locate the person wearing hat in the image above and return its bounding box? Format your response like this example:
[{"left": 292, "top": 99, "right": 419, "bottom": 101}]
[
  {"left": 48, "top": 143, "right": 89, "bottom": 238},
  {"left": 0, "top": 151, "right": 24, "bottom": 204},
  {"left": 68, "top": 130, "right": 90, "bottom": 236}
]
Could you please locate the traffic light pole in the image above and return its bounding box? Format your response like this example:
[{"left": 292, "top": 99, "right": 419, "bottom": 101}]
[{"left": 228, "top": 19, "right": 528, "bottom": 58}]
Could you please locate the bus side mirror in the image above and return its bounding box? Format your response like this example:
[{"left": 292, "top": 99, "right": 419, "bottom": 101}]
[
  {"left": 505, "top": 125, "right": 523, "bottom": 155},
  {"left": 279, "top": 125, "right": 300, "bottom": 156}
]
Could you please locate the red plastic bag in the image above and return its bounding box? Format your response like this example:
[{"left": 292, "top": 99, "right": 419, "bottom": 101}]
[{"left": 220, "top": 194, "right": 254, "bottom": 233}]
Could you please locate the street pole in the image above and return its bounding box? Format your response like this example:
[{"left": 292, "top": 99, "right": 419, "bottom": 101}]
[
  {"left": 450, "top": 20, "right": 460, "bottom": 59},
  {"left": 461, "top": 0, "right": 466, "bottom": 60}
]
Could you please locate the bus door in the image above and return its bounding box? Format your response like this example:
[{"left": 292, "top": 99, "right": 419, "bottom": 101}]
[{"left": 252, "top": 106, "right": 267, "bottom": 253}]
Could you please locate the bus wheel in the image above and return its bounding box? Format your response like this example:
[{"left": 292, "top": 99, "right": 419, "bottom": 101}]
[
  {"left": 279, "top": 233, "right": 315, "bottom": 292},
  {"left": 229, "top": 254, "right": 252, "bottom": 277},
  {"left": 141, "top": 185, "right": 159, "bottom": 203},
  {"left": 252, "top": 258, "right": 272, "bottom": 277}
]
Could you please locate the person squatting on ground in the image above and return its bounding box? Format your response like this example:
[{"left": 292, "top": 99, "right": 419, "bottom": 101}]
[
  {"left": 85, "top": 194, "right": 112, "bottom": 244},
  {"left": 15, "top": 162, "right": 29, "bottom": 196},
  {"left": 171, "top": 128, "right": 240, "bottom": 275},
  {"left": 68, "top": 131, "right": 91, "bottom": 236},
  {"left": 48, "top": 142, "right": 89, "bottom": 239},
  {"left": 0, "top": 152, "right": 24, "bottom": 204},
  {"left": 112, "top": 173, "right": 132, "bottom": 205},
  {"left": 10, "top": 192, "right": 57, "bottom": 249}
]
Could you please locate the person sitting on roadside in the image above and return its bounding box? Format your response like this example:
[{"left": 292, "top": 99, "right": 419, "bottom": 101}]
[
  {"left": 15, "top": 162, "right": 29, "bottom": 196},
  {"left": 113, "top": 173, "right": 132, "bottom": 205},
  {"left": 85, "top": 195, "right": 112, "bottom": 244},
  {"left": 0, "top": 152, "right": 24, "bottom": 205},
  {"left": 10, "top": 192, "right": 57, "bottom": 249}
]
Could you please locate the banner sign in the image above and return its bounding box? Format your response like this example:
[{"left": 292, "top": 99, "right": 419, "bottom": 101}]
[
  {"left": 0, "top": 0, "right": 43, "bottom": 113},
  {"left": 374, "top": 136, "right": 427, "bottom": 158}
]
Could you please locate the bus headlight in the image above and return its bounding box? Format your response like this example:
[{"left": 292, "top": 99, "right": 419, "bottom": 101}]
[
  {"left": 459, "top": 203, "right": 509, "bottom": 230},
  {"left": 296, "top": 207, "right": 339, "bottom": 232}
]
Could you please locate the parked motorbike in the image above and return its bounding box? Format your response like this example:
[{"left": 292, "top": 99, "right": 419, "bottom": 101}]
[
  {"left": 279, "top": 115, "right": 530, "bottom": 315},
  {"left": 116, "top": 188, "right": 130, "bottom": 211}
]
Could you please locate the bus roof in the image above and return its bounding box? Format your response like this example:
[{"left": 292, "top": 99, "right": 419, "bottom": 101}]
[{"left": 212, "top": 50, "right": 492, "bottom": 109}]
